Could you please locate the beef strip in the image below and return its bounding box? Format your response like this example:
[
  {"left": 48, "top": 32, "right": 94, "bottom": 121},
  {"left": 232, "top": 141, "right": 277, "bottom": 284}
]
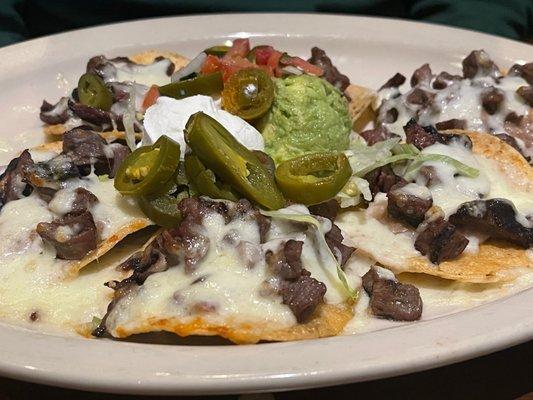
[
  {"left": 325, "top": 223, "right": 355, "bottom": 266},
  {"left": 107, "top": 143, "right": 131, "bottom": 178},
  {"left": 435, "top": 119, "right": 467, "bottom": 130},
  {"left": 379, "top": 73, "right": 406, "bottom": 91},
  {"left": 449, "top": 199, "right": 532, "bottom": 248},
  {"left": 309, "top": 199, "right": 340, "bottom": 221},
  {"left": 432, "top": 71, "right": 461, "bottom": 90},
  {"left": 414, "top": 217, "right": 469, "bottom": 263},
  {"left": 68, "top": 100, "right": 120, "bottom": 129},
  {"left": 281, "top": 274, "right": 327, "bottom": 323},
  {"left": 39, "top": 97, "right": 70, "bottom": 125},
  {"left": 406, "top": 88, "right": 435, "bottom": 107},
  {"left": 508, "top": 62, "right": 533, "bottom": 85},
  {"left": 0, "top": 150, "right": 33, "bottom": 209},
  {"left": 410, "top": 63, "right": 433, "bottom": 87},
  {"left": 462, "top": 50, "right": 501, "bottom": 79},
  {"left": 308, "top": 47, "right": 350, "bottom": 92},
  {"left": 36, "top": 211, "right": 97, "bottom": 260},
  {"left": 403, "top": 119, "right": 472, "bottom": 150},
  {"left": 70, "top": 188, "right": 99, "bottom": 214},
  {"left": 516, "top": 86, "right": 533, "bottom": 107},
  {"left": 387, "top": 182, "right": 433, "bottom": 227},
  {"left": 362, "top": 266, "right": 422, "bottom": 321},
  {"left": 481, "top": 87, "right": 505, "bottom": 115},
  {"left": 365, "top": 165, "right": 406, "bottom": 197},
  {"left": 359, "top": 126, "right": 399, "bottom": 145},
  {"left": 229, "top": 199, "right": 271, "bottom": 243},
  {"left": 416, "top": 166, "right": 440, "bottom": 187},
  {"left": 265, "top": 240, "right": 304, "bottom": 280}
]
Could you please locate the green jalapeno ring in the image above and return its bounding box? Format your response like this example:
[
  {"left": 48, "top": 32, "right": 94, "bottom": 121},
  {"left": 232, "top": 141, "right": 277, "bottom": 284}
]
[
  {"left": 204, "top": 45, "right": 231, "bottom": 57},
  {"left": 138, "top": 190, "right": 189, "bottom": 228},
  {"left": 184, "top": 154, "right": 239, "bottom": 201},
  {"left": 221, "top": 68, "right": 274, "bottom": 121},
  {"left": 77, "top": 73, "right": 113, "bottom": 111},
  {"left": 158, "top": 72, "right": 224, "bottom": 99},
  {"left": 114, "top": 135, "right": 181, "bottom": 196},
  {"left": 185, "top": 112, "right": 285, "bottom": 210},
  {"left": 275, "top": 152, "right": 352, "bottom": 205}
]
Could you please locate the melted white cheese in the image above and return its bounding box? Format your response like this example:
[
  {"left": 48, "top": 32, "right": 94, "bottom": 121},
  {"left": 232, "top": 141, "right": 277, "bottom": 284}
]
[
  {"left": 113, "top": 60, "right": 172, "bottom": 87},
  {"left": 143, "top": 96, "right": 265, "bottom": 155}
]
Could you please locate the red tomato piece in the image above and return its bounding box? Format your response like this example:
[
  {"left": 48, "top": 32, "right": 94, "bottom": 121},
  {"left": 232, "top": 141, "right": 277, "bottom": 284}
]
[
  {"left": 142, "top": 85, "right": 160, "bottom": 110},
  {"left": 226, "top": 38, "right": 250, "bottom": 58},
  {"left": 201, "top": 55, "right": 221, "bottom": 74},
  {"left": 288, "top": 57, "right": 324, "bottom": 76},
  {"left": 254, "top": 46, "right": 274, "bottom": 65}
]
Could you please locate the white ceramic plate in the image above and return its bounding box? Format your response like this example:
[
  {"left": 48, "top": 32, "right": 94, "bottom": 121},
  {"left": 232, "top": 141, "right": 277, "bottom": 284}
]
[{"left": 0, "top": 13, "right": 532, "bottom": 395}]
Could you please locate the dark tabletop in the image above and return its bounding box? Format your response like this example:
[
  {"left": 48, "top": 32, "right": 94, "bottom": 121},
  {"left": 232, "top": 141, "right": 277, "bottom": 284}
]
[{"left": 1, "top": 340, "right": 531, "bottom": 400}]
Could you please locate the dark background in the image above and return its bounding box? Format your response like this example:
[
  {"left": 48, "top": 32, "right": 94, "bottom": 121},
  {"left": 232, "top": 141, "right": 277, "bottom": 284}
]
[{"left": 0, "top": 0, "right": 532, "bottom": 47}]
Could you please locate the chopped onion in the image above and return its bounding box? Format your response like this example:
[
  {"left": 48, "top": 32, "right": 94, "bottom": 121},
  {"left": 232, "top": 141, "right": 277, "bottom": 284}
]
[
  {"left": 171, "top": 52, "right": 207, "bottom": 82},
  {"left": 281, "top": 65, "right": 303, "bottom": 76}
]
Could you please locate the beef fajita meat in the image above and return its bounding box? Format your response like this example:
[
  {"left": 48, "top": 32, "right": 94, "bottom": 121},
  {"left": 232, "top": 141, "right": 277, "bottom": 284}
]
[
  {"left": 24, "top": 154, "right": 80, "bottom": 198},
  {"left": 308, "top": 47, "right": 350, "bottom": 92},
  {"left": 387, "top": 182, "right": 433, "bottom": 228},
  {"left": 325, "top": 223, "right": 355, "bottom": 267},
  {"left": 414, "top": 217, "right": 469, "bottom": 263},
  {"left": 432, "top": 71, "right": 461, "bottom": 90},
  {"left": 403, "top": 119, "right": 473, "bottom": 150},
  {"left": 68, "top": 100, "right": 121, "bottom": 129},
  {"left": 379, "top": 73, "right": 406, "bottom": 91},
  {"left": 359, "top": 126, "right": 399, "bottom": 146},
  {"left": 449, "top": 199, "right": 533, "bottom": 248},
  {"left": 406, "top": 88, "right": 435, "bottom": 107},
  {"left": 365, "top": 165, "right": 406, "bottom": 197},
  {"left": 281, "top": 274, "right": 327, "bottom": 323},
  {"left": 516, "top": 86, "right": 533, "bottom": 107},
  {"left": 69, "top": 187, "right": 99, "bottom": 215},
  {"left": 0, "top": 150, "right": 34, "bottom": 209},
  {"left": 107, "top": 143, "right": 131, "bottom": 178},
  {"left": 435, "top": 119, "right": 467, "bottom": 131},
  {"left": 87, "top": 55, "right": 175, "bottom": 82},
  {"left": 36, "top": 211, "right": 97, "bottom": 260},
  {"left": 362, "top": 266, "right": 422, "bottom": 321},
  {"left": 410, "top": 63, "right": 433, "bottom": 87},
  {"left": 508, "top": 62, "right": 533, "bottom": 85},
  {"left": 266, "top": 240, "right": 304, "bottom": 280},
  {"left": 39, "top": 97, "right": 70, "bottom": 125},
  {"left": 309, "top": 199, "right": 340, "bottom": 221},
  {"left": 462, "top": 50, "right": 501, "bottom": 79},
  {"left": 481, "top": 87, "right": 505, "bottom": 115}
]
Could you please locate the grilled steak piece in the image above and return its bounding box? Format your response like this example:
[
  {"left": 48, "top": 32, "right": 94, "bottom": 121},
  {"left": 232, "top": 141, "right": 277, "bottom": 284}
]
[
  {"left": 481, "top": 87, "right": 505, "bottom": 115},
  {"left": 0, "top": 150, "right": 34, "bottom": 209},
  {"left": 309, "top": 199, "right": 340, "bottom": 221},
  {"left": 449, "top": 199, "right": 533, "bottom": 248},
  {"left": 39, "top": 97, "right": 70, "bottom": 125},
  {"left": 516, "top": 86, "right": 533, "bottom": 106},
  {"left": 508, "top": 62, "right": 533, "bottom": 85},
  {"left": 365, "top": 165, "right": 406, "bottom": 197},
  {"left": 325, "top": 224, "right": 355, "bottom": 267},
  {"left": 414, "top": 217, "right": 469, "bottom": 263},
  {"left": 410, "top": 63, "right": 433, "bottom": 87},
  {"left": 462, "top": 50, "right": 501, "bottom": 79},
  {"left": 108, "top": 143, "right": 131, "bottom": 178},
  {"left": 362, "top": 266, "right": 423, "bottom": 321},
  {"left": 406, "top": 88, "right": 435, "bottom": 107},
  {"left": 307, "top": 47, "right": 350, "bottom": 92},
  {"left": 266, "top": 240, "right": 304, "bottom": 280},
  {"left": 435, "top": 119, "right": 466, "bottom": 131},
  {"left": 387, "top": 182, "right": 433, "bottom": 227},
  {"left": 281, "top": 274, "right": 327, "bottom": 323},
  {"left": 37, "top": 211, "right": 97, "bottom": 260},
  {"left": 432, "top": 71, "right": 461, "bottom": 90},
  {"left": 404, "top": 119, "right": 472, "bottom": 150},
  {"left": 379, "top": 73, "right": 406, "bottom": 91},
  {"left": 359, "top": 126, "right": 398, "bottom": 146}
]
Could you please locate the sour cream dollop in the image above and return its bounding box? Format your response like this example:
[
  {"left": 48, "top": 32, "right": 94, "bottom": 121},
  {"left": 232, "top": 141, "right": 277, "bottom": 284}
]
[{"left": 143, "top": 95, "right": 265, "bottom": 157}]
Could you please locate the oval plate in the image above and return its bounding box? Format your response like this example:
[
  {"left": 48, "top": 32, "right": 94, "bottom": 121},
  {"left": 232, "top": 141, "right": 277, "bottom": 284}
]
[{"left": 0, "top": 13, "right": 532, "bottom": 395}]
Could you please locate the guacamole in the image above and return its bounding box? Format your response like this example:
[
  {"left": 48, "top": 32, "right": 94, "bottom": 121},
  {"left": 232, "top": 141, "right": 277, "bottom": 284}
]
[{"left": 261, "top": 75, "right": 351, "bottom": 164}]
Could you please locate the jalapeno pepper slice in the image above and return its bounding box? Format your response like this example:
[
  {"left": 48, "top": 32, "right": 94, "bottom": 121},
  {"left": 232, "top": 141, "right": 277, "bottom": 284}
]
[
  {"left": 114, "top": 135, "right": 181, "bottom": 196},
  {"left": 204, "top": 45, "right": 231, "bottom": 57},
  {"left": 221, "top": 68, "right": 274, "bottom": 120},
  {"left": 275, "top": 153, "right": 352, "bottom": 205},
  {"left": 158, "top": 72, "right": 223, "bottom": 99},
  {"left": 185, "top": 112, "right": 285, "bottom": 210},
  {"left": 138, "top": 189, "right": 189, "bottom": 228},
  {"left": 184, "top": 154, "right": 239, "bottom": 201},
  {"left": 77, "top": 73, "right": 113, "bottom": 111}
]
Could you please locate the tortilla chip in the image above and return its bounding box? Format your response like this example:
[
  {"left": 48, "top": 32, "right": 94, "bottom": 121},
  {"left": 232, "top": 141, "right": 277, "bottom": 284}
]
[
  {"left": 343, "top": 130, "right": 533, "bottom": 283},
  {"left": 345, "top": 84, "right": 377, "bottom": 127},
  {"left": 112, "top": 302, "right": 354, "bottom": 344},
  {"left": 43, "top": 50, "right": 190, "bottom": 136}
]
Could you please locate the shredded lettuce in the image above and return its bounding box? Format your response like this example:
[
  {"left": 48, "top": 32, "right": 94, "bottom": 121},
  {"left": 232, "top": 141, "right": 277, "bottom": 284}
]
[
  {"left": 261, "top": 210, "right": 358, "bottom": 300},
  {"left": 403, "top": 154, "right": 480, "bottom": 181},
  {"left": 345, "top": 137, "right": 400, "bottom": 175},
  {"left": 336, "top": 175, "right": 371, "bottom": 207}
]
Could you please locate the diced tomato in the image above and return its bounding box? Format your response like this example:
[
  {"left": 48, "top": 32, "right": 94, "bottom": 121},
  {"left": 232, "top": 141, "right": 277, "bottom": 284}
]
[
  {"left": 220, "top": 56, "right": 256, "bottom": 81},
  {"left": 226, "top": 38, "right": 250, "bottom": 58},
  {"left": 142, "top": 85, "right": 160, "bottom": 110},
  {"left": 201, "top": 55, "right": 221, "bottom": 74},
  {"left": 267, "top": 50, "right": 283, "bottom": 76},
  {"left": 287, "top": 57, "right": 324, "bottom": 76},
  {"left": 254, "top": 46, "right": 274, "bottom": 65}
]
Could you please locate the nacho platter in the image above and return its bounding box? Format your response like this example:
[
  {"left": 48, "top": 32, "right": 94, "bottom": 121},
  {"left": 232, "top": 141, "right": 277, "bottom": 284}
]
[{"left": 0, "top": 14, "right": 531, "bottom": 395}]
